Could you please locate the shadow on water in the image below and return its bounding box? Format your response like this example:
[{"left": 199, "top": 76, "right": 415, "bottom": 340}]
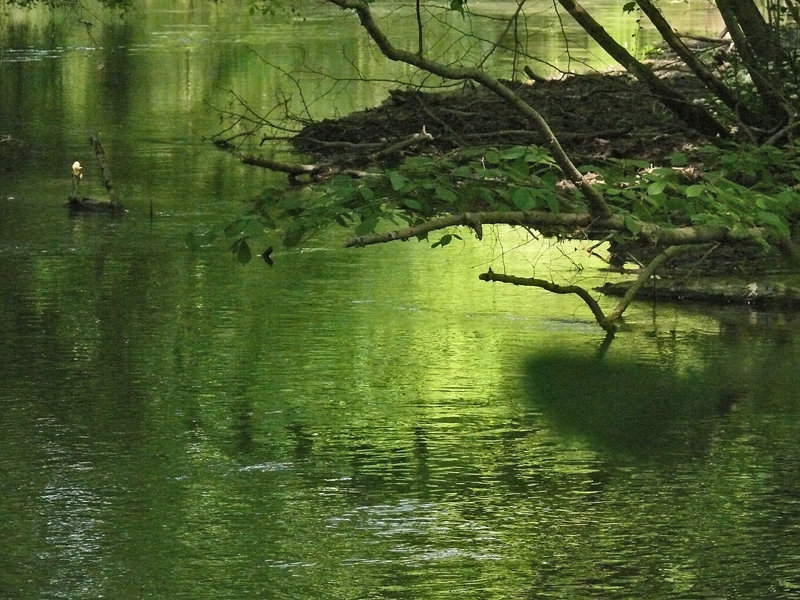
[{"left": 523, "top": 350, "right": 739, "bottom": 461}]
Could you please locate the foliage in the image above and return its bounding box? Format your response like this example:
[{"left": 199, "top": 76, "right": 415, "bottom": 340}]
[
  {"left": 599, "top": 143, "right": 800, "bottom": 241},
  {"left": 215, "top": 1, "right": 799, "bottom": 253},
  {"left": 207, "top": 0, "right": 800, "bottom": 330},
  {"left": 694, "top": 42, "right": 800, "bottom": 124},
  {"left": 232, "top": 146, "right": 564, "bottom": 254},
  {"left": 371, "top": 145, "right": 564, "bottom": 216},
  {"left": 221, "top": 142, "right": 800, "bottom": 263}
]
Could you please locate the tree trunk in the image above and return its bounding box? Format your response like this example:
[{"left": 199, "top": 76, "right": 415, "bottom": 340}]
[
  {"left": 716, "top": 0, "right": 788, "bottom": 129},
  {"left": 556, "top": 0, "right": 729, "bottom": 137},
  {"left": 720, "top": 0, "right": 782, "bottom": 61},
  {"left": 635, "top": 0, "right": 762, "bottom": 129}
]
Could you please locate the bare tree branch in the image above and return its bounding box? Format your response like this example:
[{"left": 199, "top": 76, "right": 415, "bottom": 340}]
[
  {"left": 479, "top": 268, "right": 616, "bottom": 332},
  {"left": 241, "top": 155, "right": 327, "bottom": 179},
  {"left": 636, "top": 0, "right": 761, "bottom": 128},
  {"left": 478, "top": 244, "right": 693, "bottom": 332},
  {"left": 237, "top": 127, "right": 433, "bottom": 180},
  {"left": 604, "top": 244, "right": 690, "bottom": 322},
  {"left": 327, "top": 0, "right": 613, "bottom": 219},
  {"left": 475, "top": 0, "right": 527, "bottom": 71},
  {"left": 371, "top": 125, "right": 434, "bottom": 159},
  {"left": 415, "top": 0, "right": 423, "bottom": 55}
]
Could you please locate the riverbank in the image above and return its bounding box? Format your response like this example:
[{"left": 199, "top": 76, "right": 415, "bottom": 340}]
[{"left": 282, "top": 68, "right": 800, "bottom": 308}]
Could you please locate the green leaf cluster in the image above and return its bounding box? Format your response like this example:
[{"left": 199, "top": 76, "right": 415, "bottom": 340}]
[
  {"left": 598, "top": 143, "right": 800, "bottom": 240},
  {"left": 378, "top": 145, "right": 565, "bottom": 215},
  {"left": 221, "top": 141, "right": 800, "bottom": 264},
  {"left": 222, "top": 145, "right": 567, "bottom": 260}
]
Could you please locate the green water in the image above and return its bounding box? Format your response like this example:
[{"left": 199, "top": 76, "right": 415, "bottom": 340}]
[{"left": 2, "top": 2, "right": 799, "bottom": 598}]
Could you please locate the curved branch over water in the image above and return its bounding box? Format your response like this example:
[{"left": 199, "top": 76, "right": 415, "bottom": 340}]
[
  {"left": 327, "top": 0, "right": 612, "bottom": 219},
  {"left": 478, "top": 268, "right": 617, "bottom": 332},
  {"left": 478, "top": 245, "right": 692, "bottom": 333}
]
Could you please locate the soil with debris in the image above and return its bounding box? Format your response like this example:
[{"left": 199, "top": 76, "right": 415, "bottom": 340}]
[{"left": 292, "top": 72, "right": 711, "bottom": 167}]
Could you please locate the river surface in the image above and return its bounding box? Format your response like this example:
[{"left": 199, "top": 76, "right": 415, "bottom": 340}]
[{"left": 2, "top": 2, "right": 800, "bottom": 599}]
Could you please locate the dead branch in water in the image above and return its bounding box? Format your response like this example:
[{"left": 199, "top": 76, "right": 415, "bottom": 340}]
[
  {"left": 240, "top": 155, "right": 369, "bottom": 182},
  {"left": 234, "top": 127, "right": 434, "bottom": 182}
]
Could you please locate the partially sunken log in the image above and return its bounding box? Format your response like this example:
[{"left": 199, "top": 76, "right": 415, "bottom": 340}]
[
  {"left": 597, "top": 277, "right": 800, "bottom": 308},
  {"left": 66, "top": 195, "right": 126, "bottom": 214},
  {"left": 66, "top": 131, "right": 125, "bottom": 213}
]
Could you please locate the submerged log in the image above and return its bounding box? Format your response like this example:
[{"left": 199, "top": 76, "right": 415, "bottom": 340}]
[
  {"left": 66, "top": 131, "right": 125, "bottom": 213},
  {"left": 66, "top": 195, "right": 126, "bottom": 214},
  {"left": 597, "top": 277, "right": 800, "bottom": 308}
]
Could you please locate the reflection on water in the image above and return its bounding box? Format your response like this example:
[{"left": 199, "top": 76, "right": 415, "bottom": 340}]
[
  {"left": 524, "top": 351, "right": 738, "bottom": 458},
  {"left": 2, "top": 2, "right": 800, "bottom": 599},
  {"left": 3, "top": 235, "right": 800, "bottom": 598}
]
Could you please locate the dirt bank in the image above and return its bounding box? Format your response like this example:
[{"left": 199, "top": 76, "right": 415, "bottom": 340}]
[{"left": 292, "top": 72, "right": 710, "bottom": 167}]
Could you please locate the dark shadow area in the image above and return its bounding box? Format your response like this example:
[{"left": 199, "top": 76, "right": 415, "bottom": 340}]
[{"left": 524, "top": 351, "right": 739, "bottom": 460}]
